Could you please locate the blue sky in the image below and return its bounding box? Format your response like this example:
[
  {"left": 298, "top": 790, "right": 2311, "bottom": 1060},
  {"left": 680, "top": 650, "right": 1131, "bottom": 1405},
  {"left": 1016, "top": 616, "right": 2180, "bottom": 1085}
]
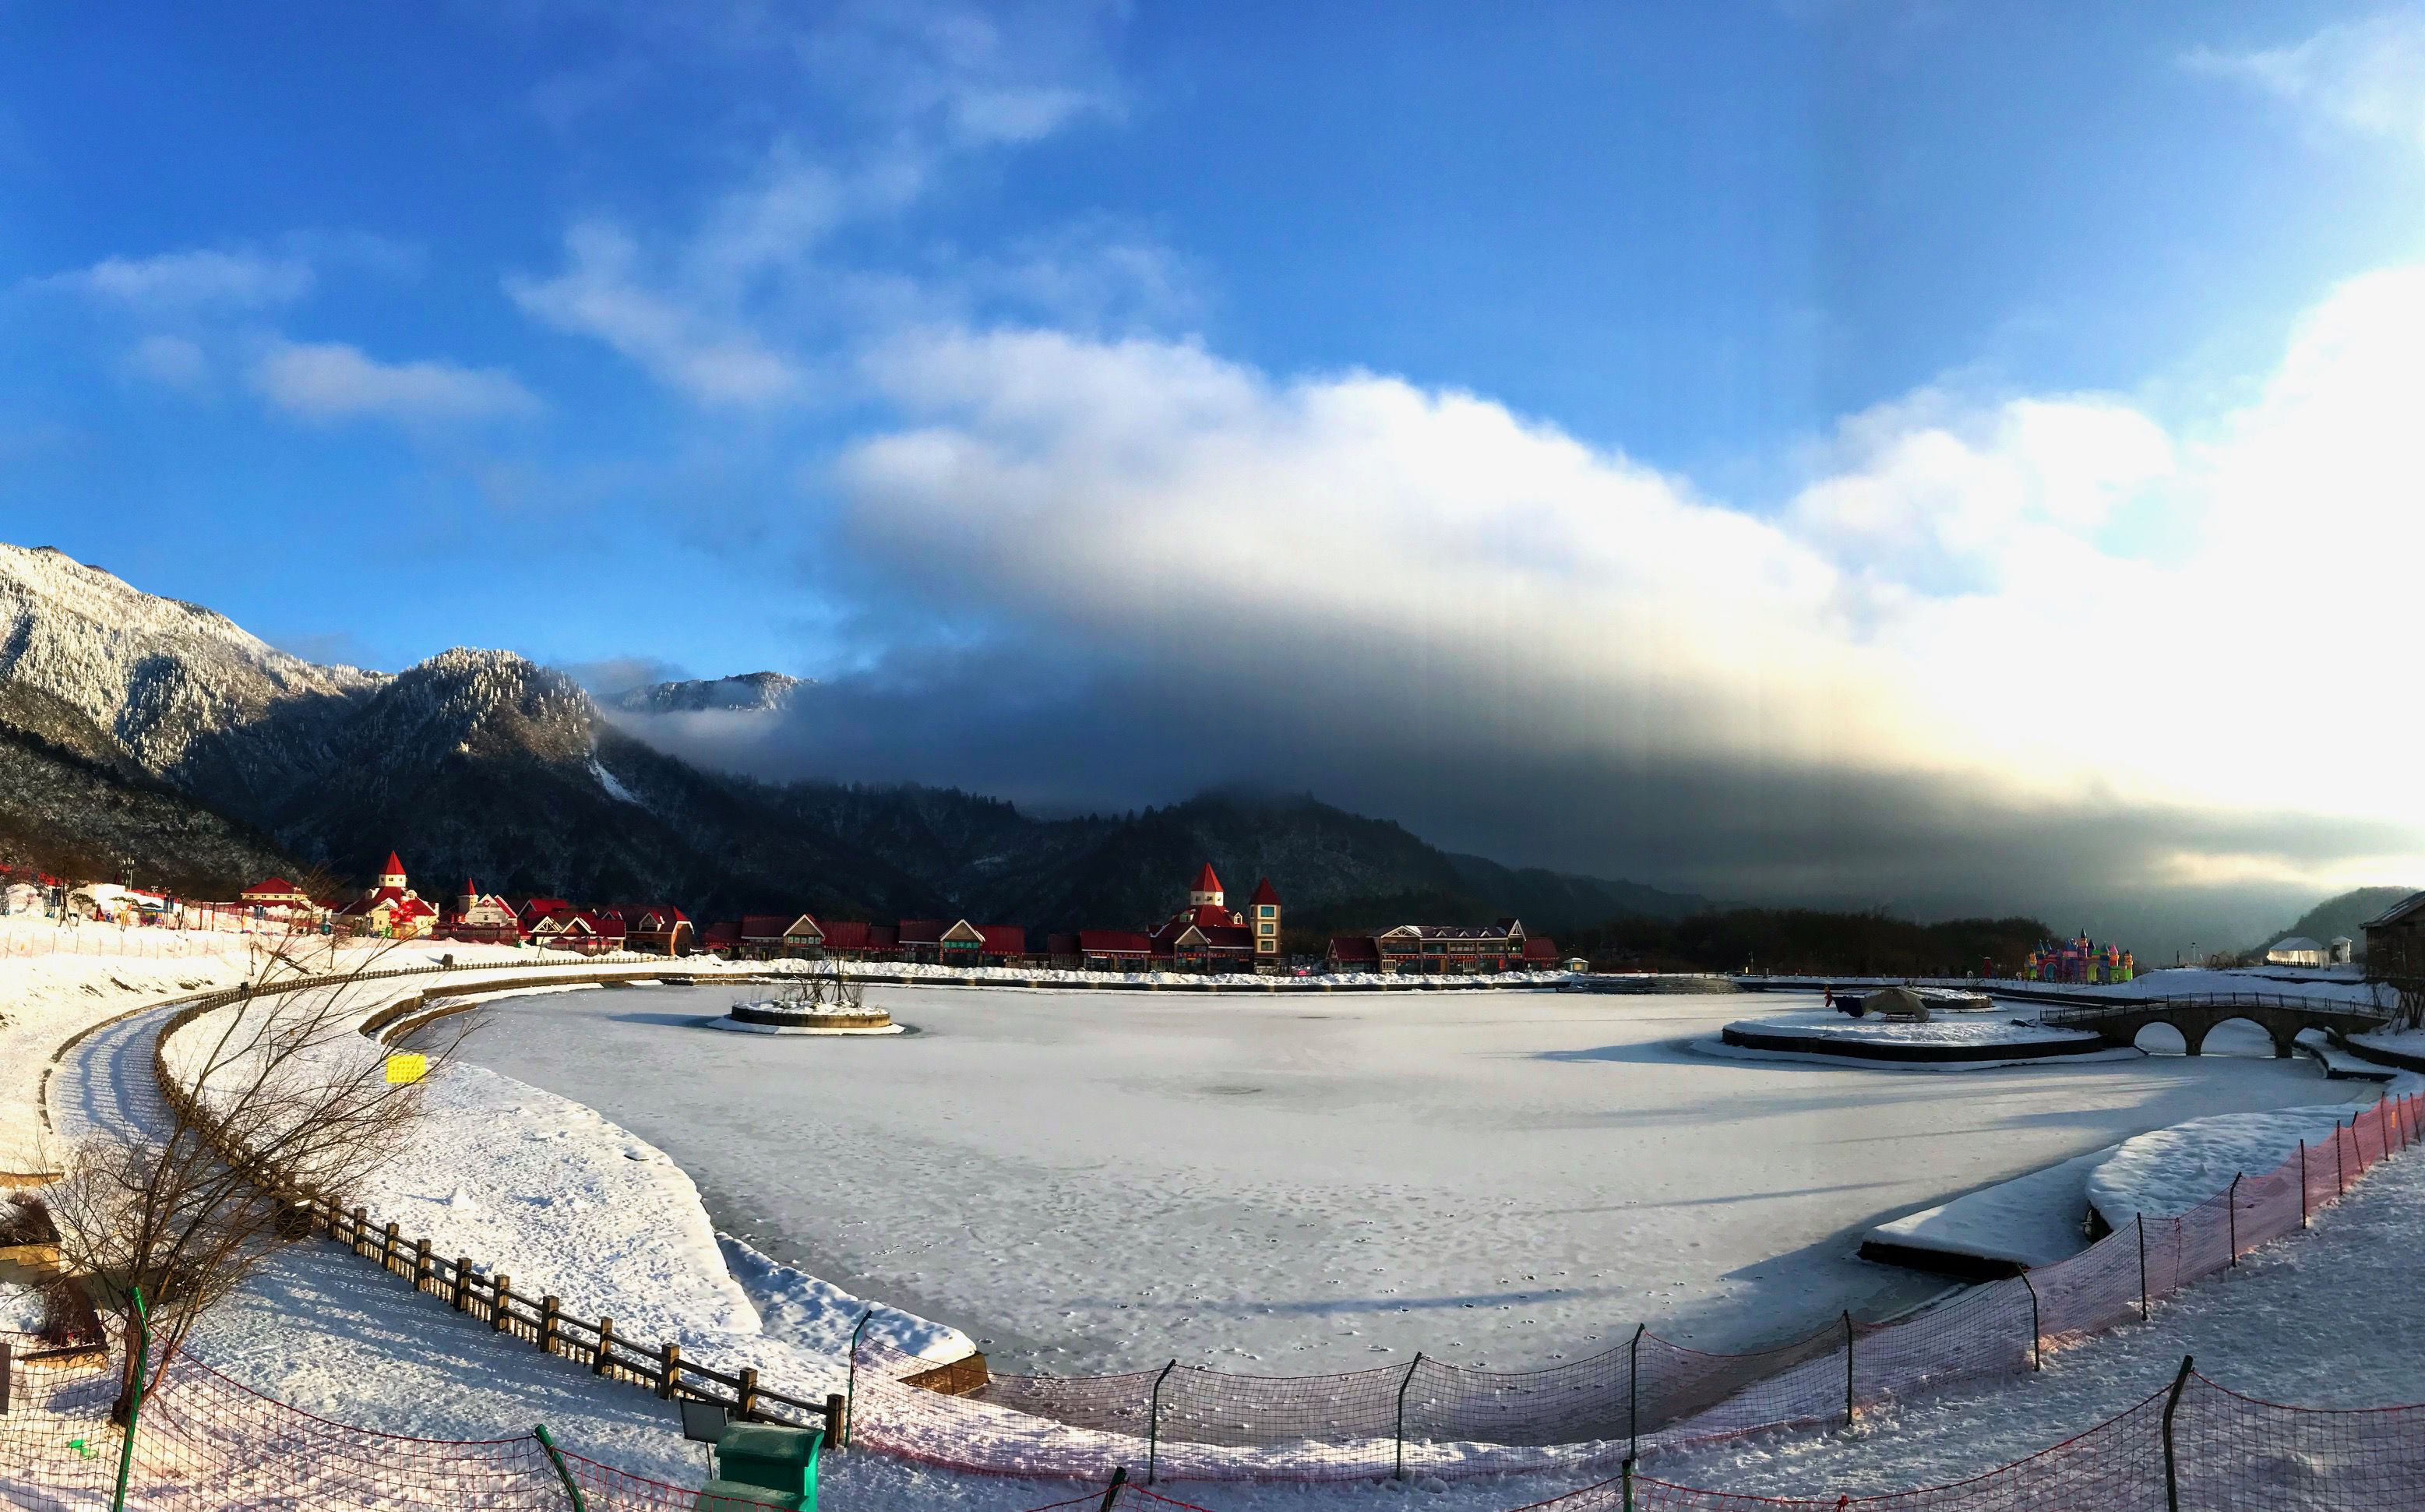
[{"left": 5, "top": 1, "right": 2425, "bottom": 934}]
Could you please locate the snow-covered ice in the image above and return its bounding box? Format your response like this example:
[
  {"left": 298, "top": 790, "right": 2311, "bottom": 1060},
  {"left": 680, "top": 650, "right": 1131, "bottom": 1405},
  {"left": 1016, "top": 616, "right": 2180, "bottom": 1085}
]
[
  {"left": 1863, "top": 1148, "right": 2109, "bottom": 1269},
  {"left": 1721, "top": 1010, "right": 2099, "bottom": 1046},
  {"left": 453, "top": 984, "right": 2374, "bottom": 1376}
]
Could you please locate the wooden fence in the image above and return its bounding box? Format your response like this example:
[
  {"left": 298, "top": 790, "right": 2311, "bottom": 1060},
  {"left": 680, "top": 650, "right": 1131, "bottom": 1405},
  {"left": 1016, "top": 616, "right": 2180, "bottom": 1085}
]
[{"left": 143, "top": 957, "right": 852, "bottom": 1442}]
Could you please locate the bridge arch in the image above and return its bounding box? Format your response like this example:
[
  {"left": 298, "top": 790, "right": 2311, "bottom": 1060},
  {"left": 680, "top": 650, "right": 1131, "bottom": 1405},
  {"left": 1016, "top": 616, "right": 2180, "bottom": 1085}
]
[
  {"left": 2132, "top": 1020, "right": 2187, "bottom": 1055},
  {"left": 2188, "top": 1014, "right": 2299, "bottom": 1060}
]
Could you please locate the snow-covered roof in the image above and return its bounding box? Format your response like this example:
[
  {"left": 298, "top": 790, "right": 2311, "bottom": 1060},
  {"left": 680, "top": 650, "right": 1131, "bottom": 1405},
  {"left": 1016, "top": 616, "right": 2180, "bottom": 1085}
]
[{"left": 2269, "top": 936, "right": 2325, "bottom": 953}]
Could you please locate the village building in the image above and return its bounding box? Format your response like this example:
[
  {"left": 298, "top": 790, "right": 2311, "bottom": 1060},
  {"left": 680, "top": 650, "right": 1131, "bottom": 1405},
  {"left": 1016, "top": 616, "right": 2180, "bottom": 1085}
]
[
  {"left": 336, "top": 853, "right": 439, "bottom": 939},
  {"left": 2363, "top": 892, "right": 2425, "bottom": 988},
  {"left": 898, "top": 918, "right": 1028, "bottom": 965},
  {"left": 739, "top": 913, "right": 825, "bottom": 960},
  {"left": 1078, "top": 929, "right": 1155, "bottom": 971},
  {"left": 816, "top": 920, "right": 900, "bottom": 958},
  {"left": 1324, "top": 918, "right": 1556, "bottom": 975},
  {"left": 623, "top": 905, "right": 694, "bottom": 956},
  {"left": 443, "top": 879, "right": 521, "bottom": 944},
  {"left": 238, "top": 876, "right": 313, "bottom": 915},
  {"left": 1140, "top": 865, "right": 1281, "bottom": 972}
]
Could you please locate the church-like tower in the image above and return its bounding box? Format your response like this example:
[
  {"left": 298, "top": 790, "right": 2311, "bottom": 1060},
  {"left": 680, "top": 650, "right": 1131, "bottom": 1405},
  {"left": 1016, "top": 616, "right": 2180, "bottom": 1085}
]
[
  {"left": 1189, "top": 862, "right": 1225, "bottom": 910},
  {"left": 379, "top": 851, "right": 409, "bottom": 893}
]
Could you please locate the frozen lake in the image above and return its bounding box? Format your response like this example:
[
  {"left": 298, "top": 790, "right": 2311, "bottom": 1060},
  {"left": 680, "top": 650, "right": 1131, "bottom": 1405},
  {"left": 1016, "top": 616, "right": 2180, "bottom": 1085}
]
[{"left": 453, "top": 984, "right": 2367, "bottom": 1376}]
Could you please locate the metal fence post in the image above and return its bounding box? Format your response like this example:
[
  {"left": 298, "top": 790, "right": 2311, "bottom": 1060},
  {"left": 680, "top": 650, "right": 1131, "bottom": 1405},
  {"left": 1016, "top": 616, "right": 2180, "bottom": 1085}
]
[
  {"left": 110, "top": 1286, "right": 151, "bottom": 1512},
  {"left": 1146, "top": 1360, "right": 1175, "bottom": 1485},
  {"left": 1627, "top": 1323, "right": 1645, "bottom": 1460},
  {"left": 2161, "top": 1355, "right": 2194, "bottom": 1512},
  {"left": 2337, "top": 1119, "right": 2347, "bottom": 1193},
  {"left": 534, "top": 1424, "right": 589, "bottom": 1512},
  {"left": 2137, "top": 1215, "right": 2148, "bottom": 1319},
  {"left": 1842, "top": 1310, "right": 1855, "bottom": 1427},
  {"left": 1394, "top": 1352, "right": 1423, "bottom": 1480},
  {"left": 843, "top": 1308, "right": 872, "bottom": 1449},
  {"left": 1098, "top": 1465, "right": 1129, "bottom": 1512},
  {"left": 1621, "top": 1455, "right": 1635, "bottom": 1512},
  {"left": 2017, "top": 1272, "right": 2041, "bottom": 1369},
  {"left": 2227, "top": 1174, "right": 2240, "bottom": 1265},
  {"left": 2299, "top": 1140, "right": 2308, "bottom": 1225}
]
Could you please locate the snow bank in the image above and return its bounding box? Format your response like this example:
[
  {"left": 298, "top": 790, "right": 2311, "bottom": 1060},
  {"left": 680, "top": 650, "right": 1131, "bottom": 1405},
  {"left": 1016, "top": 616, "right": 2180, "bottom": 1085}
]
[
  {"left": 2082, "top": 966, "right": 2396, "bottom": 1008},
  {"left": 0, "top": 1279, "right": 45, "bottom": 1334},
  {"left": 1725, "top": 1010, "right": 2095, "bottom": 1048},
  {"left": 1865, "top": 1149, "right": 2110, "bottom": 1269},
  {"left": 2085, "top": 1105, "right": 2364, "bottom": 1226}
]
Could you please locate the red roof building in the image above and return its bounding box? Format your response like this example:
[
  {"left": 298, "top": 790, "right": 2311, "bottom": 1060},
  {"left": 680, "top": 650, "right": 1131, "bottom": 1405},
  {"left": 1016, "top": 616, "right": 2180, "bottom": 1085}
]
[
  {"left": 1327, "top": 918, "right": 1537, "bottom": 975},
  {"left": 1137, "top": 863, "right": 1281, "bottom": 971},
  {"left": 336, "top": 851, "right": 438, "bottom": 939}
]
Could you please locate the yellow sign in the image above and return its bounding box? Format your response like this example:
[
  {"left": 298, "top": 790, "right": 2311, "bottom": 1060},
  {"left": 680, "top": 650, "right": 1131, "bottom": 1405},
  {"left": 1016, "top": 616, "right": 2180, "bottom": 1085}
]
[{"left": 384, "top": 1053, "right": 428, "bottom": 1085}]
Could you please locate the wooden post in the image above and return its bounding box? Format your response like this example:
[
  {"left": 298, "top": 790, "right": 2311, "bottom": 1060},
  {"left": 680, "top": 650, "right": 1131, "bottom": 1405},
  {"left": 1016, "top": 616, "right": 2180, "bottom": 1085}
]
[
  {"left": 351, "top": 1207, "right": 367, "bottom": 1256},
  {"left": 737, "top": 1366, "right": 759, "bottom": 1419},
  {"left": 825, "top": 1392, "right": 847, "bottom": 1450},
  {"left": 594, "top": 1318, "right": 615, "bottom": 1376},
  {"left": 381, "top": 1221, "right": 398, "bottom": 1274},
  {"left": 414, "top": 1239, "right": 432, "bottom": 1292},
  {"left": 658, "top": 1342, "right": 681, "bottom": 1400},
  {"left": 492, "top": 1274, "right": 512, "bottom": 1331},
  {"left": 454, "top": 1258, "right": 474, "bottom": 1310},
  {"left": 541, "top": 1297, "right": 560, "bottom": 1356}
]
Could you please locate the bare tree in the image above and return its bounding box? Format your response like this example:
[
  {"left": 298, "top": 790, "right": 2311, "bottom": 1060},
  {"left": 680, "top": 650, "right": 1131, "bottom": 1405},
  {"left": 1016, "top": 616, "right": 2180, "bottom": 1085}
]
[{"left": 44, "top": 897, "right": 481, "bottom": 1419}]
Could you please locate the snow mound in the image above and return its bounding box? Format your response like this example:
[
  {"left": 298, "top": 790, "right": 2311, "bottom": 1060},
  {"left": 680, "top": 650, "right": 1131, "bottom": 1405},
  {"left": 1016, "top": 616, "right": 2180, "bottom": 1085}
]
[
  {"left": 1727, "top": 1010, "right": 2095, "bottom": 1046},
  {"left": 2086, "top": 1105, "right": 2362, "bottom": 1226}
]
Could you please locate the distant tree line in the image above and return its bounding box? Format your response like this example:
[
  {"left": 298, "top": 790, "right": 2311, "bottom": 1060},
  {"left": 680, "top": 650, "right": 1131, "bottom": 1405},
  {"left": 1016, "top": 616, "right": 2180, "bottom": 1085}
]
[{"left": 1560, "top": 908, "right": 2057, "bottom": 978}]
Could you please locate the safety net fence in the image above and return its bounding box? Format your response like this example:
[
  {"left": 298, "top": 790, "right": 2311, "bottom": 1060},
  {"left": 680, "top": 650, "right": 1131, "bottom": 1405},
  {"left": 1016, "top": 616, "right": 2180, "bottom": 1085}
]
[
  {"left": 0, "top": 1340, "right": 795, "bottom": 1512},
  {"left": 845, "top": 1091, "right": 2423, "bottom": 1482},
  {"left": 12, "top": 1339, "right": 2425, "bottom": 1512}
]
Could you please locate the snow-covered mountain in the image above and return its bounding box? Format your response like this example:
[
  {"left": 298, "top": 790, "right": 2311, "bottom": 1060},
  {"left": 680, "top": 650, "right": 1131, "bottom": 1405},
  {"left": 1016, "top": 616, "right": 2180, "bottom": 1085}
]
[
  {"left": 0, "top": 542, "right": 382, "bottom": 813},
  {"left": 614, "top": 671, "right": 805, "bottom": 715},
  {"left": 0, "top": 543, "right": 1699, "bottom": 929}
]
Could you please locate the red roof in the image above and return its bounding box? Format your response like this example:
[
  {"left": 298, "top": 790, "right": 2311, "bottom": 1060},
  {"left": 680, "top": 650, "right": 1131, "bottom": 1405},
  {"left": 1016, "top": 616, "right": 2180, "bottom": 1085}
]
[
  {"left": 742, "top": 914, "right": 819, "bottom": 939},
  {"left": 978, "top": 925, "right": 1027, "bottom": 956},
  {"left": 1193, "top": 862, "right": 1223, "bottom": 895},
  {"left": 1327, "top": 936, "right": 1381, "bottom": 964},
  {"left": 382, "top": 851, "right": 405, "bottom": 876},
  {"left": 241, "top": 876, "right": 298, "bottom": 897},
  {"left": 1078, "top": 929, "right": 1154, "bottom": 955},
  {"left": 1246, "top": 876, "right": 1281, "bottom": 907},
  {"left": 1522, "top": 937, "right": 1559, "bottom": 960},
  {"left": 703, "top": 921, "right": 742, "bottom": 946},
  {"left": 897, "top": 919, "right": 946, "bottom": 947},
  {"left": 819, "top": 921, "right": 898, "bottom": 953}
]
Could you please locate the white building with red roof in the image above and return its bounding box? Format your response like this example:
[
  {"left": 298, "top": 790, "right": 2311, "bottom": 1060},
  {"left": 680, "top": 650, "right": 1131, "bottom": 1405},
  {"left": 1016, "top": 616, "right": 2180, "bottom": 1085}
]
[{"left": 336, "top": 851, "right": 439, "bottom": 939}]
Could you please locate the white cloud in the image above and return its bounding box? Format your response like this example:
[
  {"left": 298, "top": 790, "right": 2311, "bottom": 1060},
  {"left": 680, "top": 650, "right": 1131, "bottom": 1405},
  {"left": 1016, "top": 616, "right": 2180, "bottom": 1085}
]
[
  {"left": 832, "top": 261, "right": 2425, "bottom": 882},
  {"left": 507, "top": 221, "right": 805, "bottom": 407},
  {"left": 44, "top": 248, "right": 312, "bottom": 311},
  {"left": 2187, "top": 10, "right": 2425, "bottom": 151},
  {"left": 251, "top": 340, "right": 542, "bottom": 423},
  {"left": 122, "top": 333, "right": 209, "bottom": 388}
]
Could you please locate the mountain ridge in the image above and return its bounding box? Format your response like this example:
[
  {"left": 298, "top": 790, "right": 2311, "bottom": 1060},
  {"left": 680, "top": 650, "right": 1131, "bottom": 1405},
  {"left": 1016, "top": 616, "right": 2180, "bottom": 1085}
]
[{"left": 0, "top": 544, "right": 1703, "bottom": 933}]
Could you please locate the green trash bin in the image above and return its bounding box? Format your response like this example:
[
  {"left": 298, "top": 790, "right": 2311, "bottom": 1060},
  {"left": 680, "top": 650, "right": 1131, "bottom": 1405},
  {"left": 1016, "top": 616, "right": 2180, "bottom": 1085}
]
[{"left": 696, "top": 1422, "right": 823, "bottom": 1512}]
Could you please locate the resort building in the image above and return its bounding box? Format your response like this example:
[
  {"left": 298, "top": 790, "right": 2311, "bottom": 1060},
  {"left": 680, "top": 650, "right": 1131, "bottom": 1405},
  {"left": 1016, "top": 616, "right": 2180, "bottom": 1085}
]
[
  {"left": 335, "top": 852, "right": 439, "bottom": 939},
  {"left": 1324, "top": 918, "right": 1553, "bottom": 975},
  {"left": 1131, "top": 864, "right": 1281, "bottom": 971}
]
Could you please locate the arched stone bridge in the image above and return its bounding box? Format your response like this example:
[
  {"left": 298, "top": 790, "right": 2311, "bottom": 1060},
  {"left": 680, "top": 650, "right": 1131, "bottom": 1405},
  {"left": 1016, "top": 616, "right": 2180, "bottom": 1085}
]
[{"left": 2039, "top": 992, "right": 2393, "bottom": 1059}]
